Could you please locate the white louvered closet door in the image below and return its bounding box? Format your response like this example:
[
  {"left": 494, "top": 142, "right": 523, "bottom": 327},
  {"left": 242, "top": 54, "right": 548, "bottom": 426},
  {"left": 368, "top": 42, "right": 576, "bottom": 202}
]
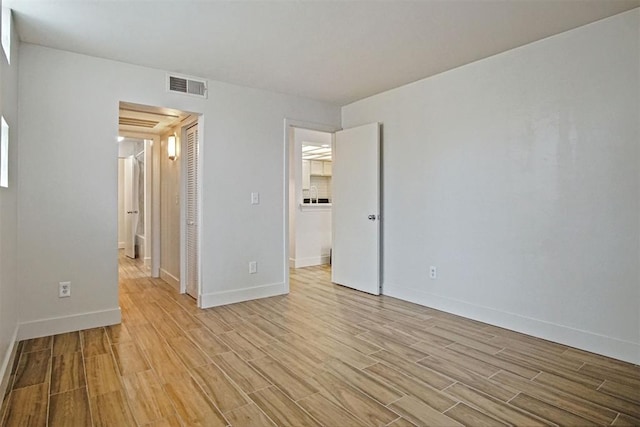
[{"left": 185, "top": 124, "right": 199, "bottom": 299}]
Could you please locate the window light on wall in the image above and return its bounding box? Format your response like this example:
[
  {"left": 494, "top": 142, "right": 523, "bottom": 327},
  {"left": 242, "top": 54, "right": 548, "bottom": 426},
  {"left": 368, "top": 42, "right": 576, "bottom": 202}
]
[
  {"left": 1, "top": 7, "right": 12, "bottom": 64},
  {"left": 0, "top": 116, "right": 8, "bottom": 188}
]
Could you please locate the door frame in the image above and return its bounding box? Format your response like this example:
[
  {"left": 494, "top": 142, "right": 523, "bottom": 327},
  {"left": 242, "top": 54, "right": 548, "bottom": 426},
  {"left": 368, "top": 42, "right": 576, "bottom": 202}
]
[
  {"left": 179, "top": 116, "right": 204, "bottom": 306},
  {"left": 283, "top": 118, "right": 340, "bottom": 293}
]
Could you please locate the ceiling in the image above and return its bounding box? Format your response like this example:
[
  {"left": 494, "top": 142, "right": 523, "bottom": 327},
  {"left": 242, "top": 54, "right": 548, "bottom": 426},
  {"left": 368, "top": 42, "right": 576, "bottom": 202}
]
[
  {"left": 302, "top": 145, "right": 332, "bottom": 161},
  {"left": 119, "top": 102, "right": 193, "bottom": 135},
  {"left": 7, "top": 1, "right": 639, "bottom": 105}
]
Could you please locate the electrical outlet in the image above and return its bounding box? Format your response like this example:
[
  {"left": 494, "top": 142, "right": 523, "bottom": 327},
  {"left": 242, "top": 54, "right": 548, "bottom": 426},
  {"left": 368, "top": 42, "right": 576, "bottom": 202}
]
[
  {"left": 251, "top": 192, "right": 260, "bottom": 205},
  {"left": 429, "top": 266, "right": 437, "bottom": 279},
  {"left": 59, "top": 281, "right": 71, "bottom": 298},
  {"left": 249, "top": 261, "right": 257, "bottom": 274}
]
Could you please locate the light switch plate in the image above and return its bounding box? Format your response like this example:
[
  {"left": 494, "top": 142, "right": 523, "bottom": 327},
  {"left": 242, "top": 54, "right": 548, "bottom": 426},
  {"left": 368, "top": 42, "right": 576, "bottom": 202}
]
[{"left": 251, "top": 192, "right": 260, "bottom": 205}]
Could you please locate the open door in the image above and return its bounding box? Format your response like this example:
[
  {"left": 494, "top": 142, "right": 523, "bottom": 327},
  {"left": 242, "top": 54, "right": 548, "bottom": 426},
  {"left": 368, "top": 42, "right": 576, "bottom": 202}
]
[
  {"left": 123, "top": 156, "right": 139, "bottom": 259},
  {"left": 332, "top": 122, "right": 381, "bottom": 295}
]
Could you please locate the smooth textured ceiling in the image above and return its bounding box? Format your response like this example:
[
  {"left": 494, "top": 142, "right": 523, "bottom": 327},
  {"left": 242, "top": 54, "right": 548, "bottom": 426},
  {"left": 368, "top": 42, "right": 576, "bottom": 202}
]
[{"left": 7, "top": 0, "right": 639, "bottom": 105}]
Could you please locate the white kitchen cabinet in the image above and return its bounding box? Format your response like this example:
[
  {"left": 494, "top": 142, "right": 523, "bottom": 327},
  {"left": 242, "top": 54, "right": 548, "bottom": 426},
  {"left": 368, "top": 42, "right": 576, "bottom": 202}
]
[
  {"left": 302, "top": 160, "right": 311, "bottom": 189},
  {"left": 310, "top": 160, "right": 324, "bottom": 176},
  {"left": 310, "top": 160, "right": 332, "bottom": 176},
  {"left": 323, "top": 161, "right": 332, "bottom": 176}
]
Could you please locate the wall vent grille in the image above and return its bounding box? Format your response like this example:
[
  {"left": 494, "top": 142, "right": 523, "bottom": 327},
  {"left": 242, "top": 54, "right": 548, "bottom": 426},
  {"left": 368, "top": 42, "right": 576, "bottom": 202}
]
[{"left": 167, "top": 74, "right": 208, "bottom": 98}]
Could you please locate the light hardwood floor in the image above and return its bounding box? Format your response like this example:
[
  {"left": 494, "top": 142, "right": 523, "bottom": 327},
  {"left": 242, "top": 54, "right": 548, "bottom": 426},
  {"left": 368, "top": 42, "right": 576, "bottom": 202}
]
[{"left": 1, "top": 253, "right": 639, "bottom": 426}]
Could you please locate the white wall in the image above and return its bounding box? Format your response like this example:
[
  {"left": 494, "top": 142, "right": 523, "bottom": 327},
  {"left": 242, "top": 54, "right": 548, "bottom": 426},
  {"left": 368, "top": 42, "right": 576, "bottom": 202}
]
[
  {"left": 0, "top": 3, "right": 19, "bottom": 396},
  {"left": 291, "top": 127, "right": 333, "bottom": 267},
  {"left": 343, "top": 9, "right": 639, "bottom": 363},
  {"left": 159, "top": 127, "right": 181, "bottom": 287},
  {"left": 17, "top": 43, "right": 340, "bottom": 335}
]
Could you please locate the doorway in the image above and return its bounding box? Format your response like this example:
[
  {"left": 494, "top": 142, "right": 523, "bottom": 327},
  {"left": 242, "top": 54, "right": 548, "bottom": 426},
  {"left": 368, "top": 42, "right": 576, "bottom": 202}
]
[
  {"left": 117, "top": 102, "right": 202, "bottom": 303},
  {"left": 117, "top": 137, "right": 150, "bottom": 270},
  {"left": 284, "top": 119, "right": 382, "bottom": 296},
  {"left": 289, "top": 126, "right": 334, "bottom": 269}
]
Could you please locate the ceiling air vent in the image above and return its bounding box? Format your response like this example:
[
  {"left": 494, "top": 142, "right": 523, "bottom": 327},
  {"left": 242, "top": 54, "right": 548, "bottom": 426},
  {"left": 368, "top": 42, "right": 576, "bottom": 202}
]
[{"left": 167, "top": 74, "right": 208, "bottom": 98}]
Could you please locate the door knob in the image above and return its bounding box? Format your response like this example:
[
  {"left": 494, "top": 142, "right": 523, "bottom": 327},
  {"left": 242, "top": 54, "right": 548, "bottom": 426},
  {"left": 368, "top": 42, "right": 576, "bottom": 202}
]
[{"left": 368, "top": 215, "right": 376, "bottom": 221}]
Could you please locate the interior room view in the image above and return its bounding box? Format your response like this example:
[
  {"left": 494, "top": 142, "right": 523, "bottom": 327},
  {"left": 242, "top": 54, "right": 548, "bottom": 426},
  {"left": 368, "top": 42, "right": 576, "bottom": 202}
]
[{"left": 0, "top": 1, "right": 638, "bottom": 426}]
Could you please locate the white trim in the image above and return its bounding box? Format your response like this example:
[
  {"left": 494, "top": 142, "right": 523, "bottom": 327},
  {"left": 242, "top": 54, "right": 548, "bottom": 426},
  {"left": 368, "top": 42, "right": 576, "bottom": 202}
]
[
  {"left": 299, "top": 203, "right": 332, "bottom": 211},
  {"left": 0, "top": 325, "right": 19, "bottom": 401},
  {"left": 200, "top": 282, "right": 287, "bottom": 309},
  {"left": 17, "top": 308, "right": 121, "bottom": 341},
  {"left": 293, "top": 255, "right": 331, "bottom": 269},
  {"left": 384, "top": 283, "right": 640, "bottom": 365},
  {"left": 160, "top": 268, "right": 180, "bottom": 290},
  {"left": 283, "top": 118, "right": 340, "bottom": 296},
  {"left": 118, "top": 241, "right": 125, "bottom": 249}
]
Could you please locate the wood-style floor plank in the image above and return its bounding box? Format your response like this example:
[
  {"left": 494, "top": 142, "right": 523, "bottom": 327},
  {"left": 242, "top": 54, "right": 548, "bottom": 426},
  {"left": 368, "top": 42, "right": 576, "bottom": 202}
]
[
  {"left": 212, "top": 351, "right": 272, "bottom": 394},
  {"left": 224, "top": 403, "right": 276, "bottom": 427},
  {"left": 48, "top": 387, "right": 91, "bottom": 427},
  {"left": 444, "top": 402, "right": 508, "bottom": 427},
  {"left": 90, "top": 390, "right": 137, "bottom": 427},
  {"left": 508, "top": 393, "right": 598, "bottom": 426},
  {"left": 312, "top": 370, "right": 399, "bottom": 426},
  {"left": 364, "top": 362, "right": 457, "bottom": 412},
  {"left": 490, "top": 370, "right": 618, "bottom": 425},
  {"left": 52, "top": 332, "right": 81, "bottom": 356},
  {"left": 190, "top": 363, "right": 250, "bottom": 413},
  {"left": 249, "top": 355, "right": 317, "bottom": 401},
  {"left": 121, "top": 369, "right": 177, "bottom": 425},
  {"left": 443, "top": 383, "right": 549, "bottom": 426},
  {"left": 297, "top": 392, "right": 369, "bottom": 427},
  {"left": 533, "top": 371, "right": 640, "bottom": 419},
  {"left": 248, "top": 386, "right": 321, "bottom": 427},
  {"left": 372, "top": 350, "right": 455, "bottom": 390},
  {"left": 324, "top": 358, "right": 403, "bottom": 405},
  {"left": 105, "top": 323, "right": 132, "bottom": 344},
  {"left": 81, "top": 328, "right": 110, "bottom": 358},
  {"left": 2, "top": 383, "right": 48, "bottom": 427},
  {"left": 84, "top": 353, "right": 123, "bottom": 397},
  {"left": 389, "top": 395, "right": 463, "bottom": 427},
  {"left": 50, "top": 352, "right": 85, "bottom": 395},
  {"left": 162, "top": 372, "right": 228, "bottom": 427},
  {"left": 111, "top": 341, "right": 150, "bottom": 375},
  {"left": 21, "top": 337, "right": 52, "bottom": 354},
  {"left": 13, "top": 349, "right": 51, "bottom": 390},
  {"left": 3, "top": 254, "right": 639, "bottom": 427}
]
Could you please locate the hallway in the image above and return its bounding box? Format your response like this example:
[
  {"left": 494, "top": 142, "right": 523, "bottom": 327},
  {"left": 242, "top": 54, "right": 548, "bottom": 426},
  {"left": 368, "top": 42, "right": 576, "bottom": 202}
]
[{"left": 1, "top": 254, "right": 639, "bottom": 426}]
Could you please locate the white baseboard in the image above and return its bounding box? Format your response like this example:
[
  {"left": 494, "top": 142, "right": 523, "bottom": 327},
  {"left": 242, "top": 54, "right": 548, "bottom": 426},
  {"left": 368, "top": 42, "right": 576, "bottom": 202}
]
[
  {"left": 144, "top": 257, "right": 152, "bottom": 270},
  {"left": 384, "top": 284, "right": 640, "bottom": 365},
  {"left": 118, "top": 242, "right": 125, "bottom": 249},
  {"left": 293, "top": 255, "right": 330, "bottom": 268},
  {"left": 0, "top": 325, "right": 19, "bottom": 402},
  {"left": 289, "top": 258, "right": 295, "bottom": 268},
  {"left": 17, "top": 308, "right": 122, "bottom": 341},
  {"left": 160, "top": 268, "right": 180, "bottom": 290},
  {"left": 200, "top": 282, "right": 287, "bottom": 309}
]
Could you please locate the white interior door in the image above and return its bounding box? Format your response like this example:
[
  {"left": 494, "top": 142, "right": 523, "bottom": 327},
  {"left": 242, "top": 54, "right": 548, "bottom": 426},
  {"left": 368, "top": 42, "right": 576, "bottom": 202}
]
[
  {"left": 332, "top": 122, "right": 380, "bottom": 295},
  {"left": 184, "top": 124, "right": 199, "bottom": 299},
  {"left": 123, "top": 156, "right": 139, "bottom": 259}
]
